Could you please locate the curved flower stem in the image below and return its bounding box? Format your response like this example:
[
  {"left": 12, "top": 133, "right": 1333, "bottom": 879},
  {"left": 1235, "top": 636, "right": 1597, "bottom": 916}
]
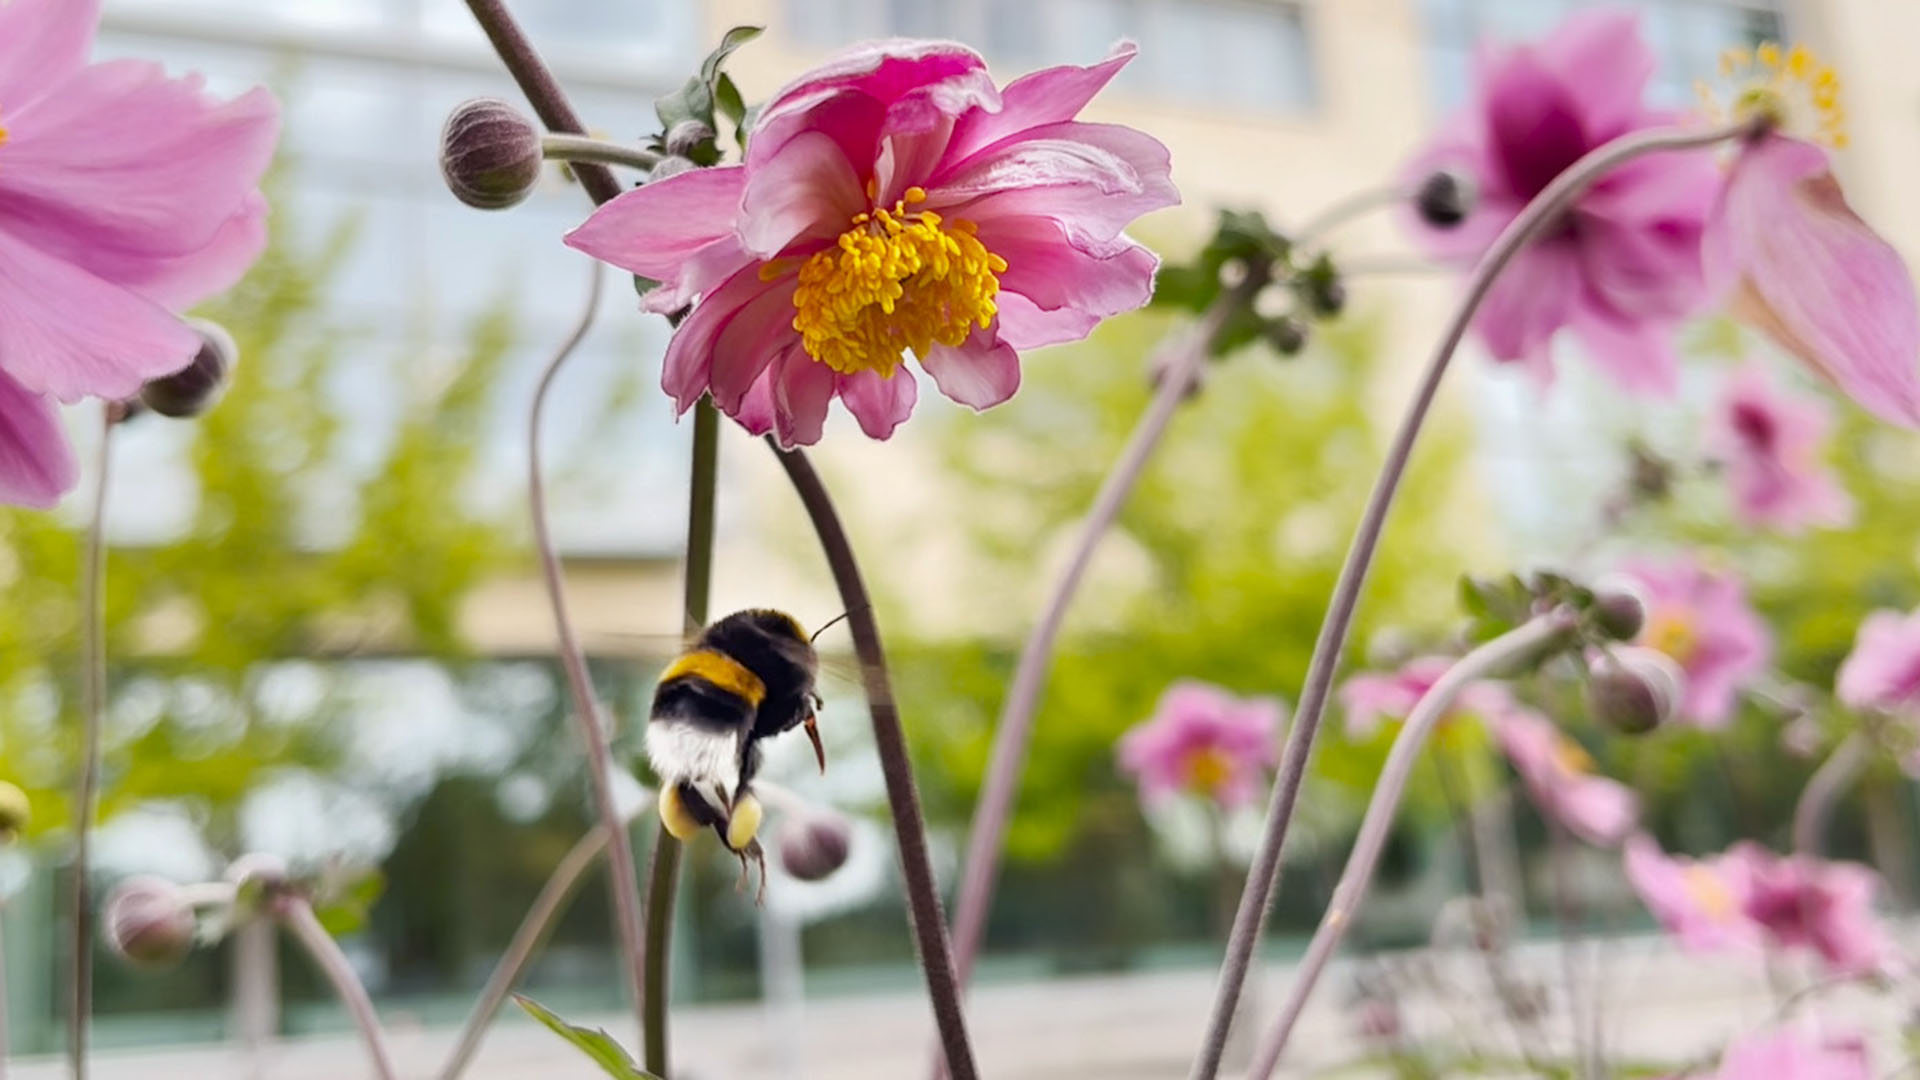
[
  {"left": 642, "top": 397, "right": 720, "bottom": 1076},
  {"left": 944, "top": 295, "right": 1243, "bottom": 1015},
  {"left": 527, "top": 259, "right": 651, "bottom": 1033},
  {"left": 541, "top": 134, "right": 662, "bottom": 173},
  {"left": 276, "top": 897, "right": 398, "bottom": 1080},
  {"left": 461, "top": 0, "right": 621, "bottom": 206},
  {"left": 1188, "top": 115, "right": 1762, "bottom": 1080},
  {"left": 769, "top": 443, "right": 978, "bottom": 1080},
  {"left": 1243, "top": 612, "right": 1577, "bottom": 1079},
  {"left": 1292, "top": 185, "right": 1412, "bottom": 249},
  {"left": 1792, "top": 731, "right": 1871, "bottom": 856},
  {"left": 68, "top": 407, "right": 113, "bottom": 1080}
]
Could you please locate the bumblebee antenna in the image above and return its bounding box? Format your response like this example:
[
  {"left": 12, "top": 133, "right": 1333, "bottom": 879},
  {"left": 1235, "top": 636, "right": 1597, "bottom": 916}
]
[{"left": 810, "top": 605, "right": 866, "bottom": 643}]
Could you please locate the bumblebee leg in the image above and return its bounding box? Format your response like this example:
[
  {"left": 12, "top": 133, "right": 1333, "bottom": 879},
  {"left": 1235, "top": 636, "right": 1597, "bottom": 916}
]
[
  {"left": 750, "top": 841, "right": 767, "bottom": 906},
  {"left": 658, "top": 784, "right": 703, "bottom": 842}
]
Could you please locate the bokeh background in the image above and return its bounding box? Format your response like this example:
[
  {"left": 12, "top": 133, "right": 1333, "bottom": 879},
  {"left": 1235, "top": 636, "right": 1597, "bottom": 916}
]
[{"left": 6, "top": 0, "right": 1920, "bottom": 1075}]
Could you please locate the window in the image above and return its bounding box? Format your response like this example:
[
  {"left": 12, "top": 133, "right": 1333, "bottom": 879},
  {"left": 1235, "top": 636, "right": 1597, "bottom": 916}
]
[{"left": 1420, "top": 0, "right": 1784, "bottom": 109}]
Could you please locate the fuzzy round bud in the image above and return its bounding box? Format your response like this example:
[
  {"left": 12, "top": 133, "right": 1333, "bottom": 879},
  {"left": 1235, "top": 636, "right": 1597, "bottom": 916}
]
[
  {"left": 663, "top": 120, "right": 715, "bottom": 159},
  {"left": 104, "top": 876, "right": 197, "bottom": 969},
  {"left": 648, "top": 155, "right": 699, "bottom": 183},
  {"left": 1307, "top": 276, "right": 1346, "bottom": 318},
  {"left": 1414, "top": 170, "right": 1474, "bottom": 228},
  {"left": 140, "top": 320, "right": 236, "bottom": 419},
  {"left": 1587, "top": 647, "right": 1684, "bottom": 735},
  {"left": 1589, "top": 587, "right": 1646, "bottom": 642},
  {"left": 777, "top": 814, "right": 852, "bottom": 882},
  {"left": 440, "top": 98, "right": 543, "bottom": 210},
  {"left": 0, "top": 781, "right": 27, "bottom": 842},
  {"left": 1263, "top": 316, "right": 1308, "bottom": 356}
]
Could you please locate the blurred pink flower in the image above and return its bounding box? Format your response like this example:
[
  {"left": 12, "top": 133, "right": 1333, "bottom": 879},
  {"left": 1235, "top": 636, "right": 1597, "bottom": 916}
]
[
  {"left": 1837, "top": 608, "right": 1920, "bottom": 713},
  {"left": 1711, "top": 366, "right": 1851, "bottom": 532},
  {"left": 567, "top": 40, "right": 1175, "bottom": 447},
  {"left": 1492, "top": 709, "right": 1637, "bottom": 846},
  {"left": 0, "top": 0, "right": 277, "bottom": 507},
  {"left": 1713, "top": 1028, "right": 1870, "bottom": 1080},
  {"left": 1705, "top": 132, "right": 1920, "bottom": 429},
  {"left": 1338, "top": 655, "right": 1513, "bottom": 739},
  {"left": 1400, "top": 9, "right": 1719, "bottom": 393},
  {"left": 1623, "top": 556, "right": 1771, "bottom": 727},
  {"left": 1117, "top": 681, "right": 1284, "bottom": 809},
  {"left": 1624, "top": 833, "right": 1764, "bottom": 955}
]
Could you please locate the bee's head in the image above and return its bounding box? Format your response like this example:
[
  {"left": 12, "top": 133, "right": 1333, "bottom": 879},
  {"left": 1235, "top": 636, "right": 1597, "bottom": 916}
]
[{"left": 702, "top": 609, "right": 818, "bottom": 681}]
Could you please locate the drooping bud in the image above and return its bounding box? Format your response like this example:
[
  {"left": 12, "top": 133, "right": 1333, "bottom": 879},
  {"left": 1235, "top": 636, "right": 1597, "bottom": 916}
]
[
  {"left": 648, "top": 155, "right": 699, "bottom": 183},
  {"left": 1414, "top": 170, "right": 1474, "bottom": 228},
  {"left": 140, "top": 320, "right": 236, "bottom": 419},
  {"left": 0, "top": 781, "right": 27, "bottom": 842},
  {"left": 1587, "top": 647, "right": 1684, "bottom": 735},
  {"left": 1589, "top": 586, "right": 1646, "bottom": 642},
  {"left": 663, "top": 120, "right": 716, "bottom": 159},
  {"left": 777, "top": 813, "right": 852, "bottom": 882},
  {"left": 440, "top": 98, "right": 543, "bottom": 210},
  {"left": 104, "top": 877, "right": 197, "bottom": 969}
]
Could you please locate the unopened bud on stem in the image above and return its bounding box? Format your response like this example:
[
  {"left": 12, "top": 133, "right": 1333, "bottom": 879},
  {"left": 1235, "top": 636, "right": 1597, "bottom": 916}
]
[
  {"left": 141, "top": 320, "right": 236, "bottom": 419},
  {"left": 440, "top": 98, "right": 543, "bottom": 210},
  {"left": 1587, "top": 647, "right": 1683, "bottom": 735},
  {"left": 1414, "top": 170, "right": 1474, "bottom": 228},
  {"left": 104, "top": 876, "right": 197, "bottom": 969},
  {"left": 777, "top": 813, "right": 853, "bottom": 882},
  {"left": 0, "top": 781, "right": 26, "bottom": 841}
]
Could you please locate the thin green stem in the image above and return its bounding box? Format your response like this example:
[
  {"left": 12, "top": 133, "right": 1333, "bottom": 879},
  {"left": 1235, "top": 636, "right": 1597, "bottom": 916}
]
[
  {"left": 541, "top": 133, "right": 662, "bottom": 173},
  {"left": 1188, "top": 115, "right": 1762, "bottom": 1080},
  {"left": 643, "top": 397, "right": 719, "bottom": 1077},
  {"left": 68, "top": 407, "right": 112, "bottom": 1080},
  {"left": 770, "top": 444, "right": 978, "bottom": 1080}
]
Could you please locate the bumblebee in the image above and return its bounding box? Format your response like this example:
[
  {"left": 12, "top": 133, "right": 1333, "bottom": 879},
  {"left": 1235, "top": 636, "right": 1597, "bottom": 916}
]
[{"left": 646, "top": 609, "right": 825, "bottom": 896}]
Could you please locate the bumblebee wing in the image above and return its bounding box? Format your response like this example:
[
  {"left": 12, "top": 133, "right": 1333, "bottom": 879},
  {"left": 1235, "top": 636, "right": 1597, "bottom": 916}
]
[{"left": 646, "top": 679, "right": 754, "bottom": 818}]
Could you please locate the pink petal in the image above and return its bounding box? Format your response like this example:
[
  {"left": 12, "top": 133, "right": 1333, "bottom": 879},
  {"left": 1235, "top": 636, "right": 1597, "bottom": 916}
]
[
  {"left": 918, "top": 326, "right": 1020, "bottom": 409},
  {"left": 709, "top": 275, "right": 804, "bottom": 412},
  {"left": 657, "top": 263, "right": 795, "bottom": 414},
  {"left": 989, "top": 216, "right": 1159, "bottom": 327},
  {"left": 1574, "top": 191, "right": 1712, "bottom": 324},
  {"left": 0, "top": 227, "right": 199, "bottom": 402},
  {"left": 1472, "top": 241, "right": 1582, "bottom": 373},
  {"left": 738, "top": 131, "right": 866, "bottom": 258},
  {"left": 565, "top": 166, "right": 748, "bottom": 283},
  {"left": 934, "top": 122, "right": 1178, "bottom": 251},
  {"left": 994, "top": 291, "right": 1101, "bottom": 351},
  {"left": 0, "top": 370, "right": 75, "bottom": 508},
  {"left": 770, "top": 347, "right": 837, "bottom": 449},
  {"left": 1533, "top": 9, "right": 1656, "bottom": 141},
  {"left": 946, "top": 43, "right": 1138, "bottom": 161},
  {"left": 733, "top": 370, "right": 775, "bottom": 438},
  {"left": 1569, "top": 305, "right": 1680, "bottom": 396},
  {"left": 1706, "top": 135, "right": 1920, "bottom": 428},
  {"left": 0, "top": 0, "right": 98, "bottom": 111},
  {"left": 837, "top": 366, "right": 918, "bottom": 439},
  {"left": 0, "top": 66, "right": 278, "bottom": 286},
  {"left": 750, "top": 41, "right": 991, "bottom": 172},
  {"left": 1561, "top": 775, "right": 1639, "bottom": 846},
  {"left": 1481, "top": 51, "right": 1589, "bottom": 199}
]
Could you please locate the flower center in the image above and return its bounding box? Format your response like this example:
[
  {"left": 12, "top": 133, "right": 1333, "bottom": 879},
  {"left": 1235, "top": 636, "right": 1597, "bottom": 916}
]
[
  {"left": 1644, "top": 611, "right": 1699, "bottom": 666},
  {"left": 1551, "top": 736, "right": 1595, "bottom": 778},
  {"left": 787, "top": 186, "right": 1007, "bottom": 378},
  {"left": 1185, "top": 746, "right": 1235, "bottom": 794},
  {"left": 1699, "top": 43, "right": 1846, "bottom": 148},
  {"left": 1684, "top": 865, "right": 1738, "bottom": 921}
]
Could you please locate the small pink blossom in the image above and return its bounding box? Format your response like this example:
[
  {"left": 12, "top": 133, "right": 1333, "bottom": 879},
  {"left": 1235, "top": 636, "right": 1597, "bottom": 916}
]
[
  {"left": 1624, "top": 833, "right": 1764, "bottom": 955},
  {"left": 1710, "top": 366, "right": 1851, "bottom": 532},
  {"left": 567, "top": 40, "right": 1175, "bottom": 447},
  {"left": 1622, "top": 556, "right": 1771, "bottom": 728},
  {"left": 1492, "top": 709, "right": 1637, "bottom": 846},
  {"left": 1713, "top": 1028, "right": 1870, "bottom": 1080},
  {"left": 1117, "top": 681, "right": 1284, "bottom": 809},
  {"left": 1338, "top": 656, "right": 1513, "bottom": 739},
  {"left": 1837, "top": 608, "right": 1920, "bottom": 714},
  {"left": 1704, "top": 133, "right": 1920, "bottom": 428},
  {"left": 1400, "top": 9, "right": 1720, "bottom": 393},
  {"left": 0, "top": 0, "right": 278, "bottom": 507}
]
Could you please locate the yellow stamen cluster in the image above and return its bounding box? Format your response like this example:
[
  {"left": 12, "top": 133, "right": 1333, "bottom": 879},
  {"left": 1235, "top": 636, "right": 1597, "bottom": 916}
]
[
  {"left": 1683, "top": 865, "right": 1738, "bottom": 921},
  {"left": 786, "top": 186, "right": 1008, "bottom": 377},
  {"left": 1185, "top": 747, "right": 1235, "bottom": 794},
  {"left": 1698, "top": 42, "right": 1846, "bottom": 148},
  {"left": 1644, "top": 611, "right": 1699, "bottom": 666},
  {"left": 1552, "top": 736, "right": 1596, "bottom": 778}
]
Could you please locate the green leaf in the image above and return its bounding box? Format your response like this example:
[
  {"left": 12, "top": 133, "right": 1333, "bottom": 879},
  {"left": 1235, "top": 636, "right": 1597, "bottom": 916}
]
[
  {"left": 314, "top": 869, "right": 385, "bottom": 936},
  {"left": 516, "top": 996, "right": 661, "bottom": 1080},
  {"left": 714, "top": 73, "right": 746, "bottom": 129},
  {"left": 700, "top": 26, "right": 764, "bottom": 84}
]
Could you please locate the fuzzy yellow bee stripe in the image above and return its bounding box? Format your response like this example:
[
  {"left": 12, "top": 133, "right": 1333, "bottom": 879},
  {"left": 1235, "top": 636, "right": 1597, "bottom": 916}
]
[{"left": 661, "top": 649, "right": 768, "bottom": 708}]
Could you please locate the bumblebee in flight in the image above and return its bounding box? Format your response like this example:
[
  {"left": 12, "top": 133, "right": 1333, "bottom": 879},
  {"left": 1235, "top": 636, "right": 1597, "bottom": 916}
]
[{"left": 646, "top": 609, "right": 826, "bottom": 896}]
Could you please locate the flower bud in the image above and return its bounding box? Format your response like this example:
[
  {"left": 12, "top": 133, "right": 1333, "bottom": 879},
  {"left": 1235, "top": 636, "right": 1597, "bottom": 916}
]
[
  {"left": 440, "top": 98, "right": 543, "bottom": 210},
  {"left": 0, "top": 781, "right": 27, "bottom": 842},
  {"left": 1263, "top": 316, "right": 1308, "bottom": 356},
  {"left": 1300, "top": 257, "right": 1345, "bottom": 318},
  {"left": 1589, "top": 587, "right": 1646, "bottom": 642},
  {"left": 663, "top": 120, "right": 715, "bottom": 159},
  {"left": 777, "top": 814, "right": 852, "bottom": 882},
  {"left": 140, "top": 320, "right": 235, "bottom": 419},
  {"left": 1414, "top": 170, "right": 1474, "bottom": 228},
  {"left": 104, "top": 876, "right": 197, "bottom": 969},
  {"left": 648, "top": 155, "right": 699, "bottom": 183},
  {"left": 1587, "top": 647, "right": 1684, "bottom": 735}
]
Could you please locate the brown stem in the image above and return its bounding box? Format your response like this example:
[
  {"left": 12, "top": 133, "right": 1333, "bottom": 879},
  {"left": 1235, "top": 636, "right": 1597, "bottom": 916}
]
[
  {"left": 769, "top": 444, "right": 978, "bottom": 1080},
  {"left": 68, "top": 407, "right": 113, "bottom": 1080},
  {"left": 1792, "top": 732, "right": 1870, "bottom": 856},
  {"left": 277, "top": 897, "right": 398, "bottom": 1080},
  {"left": 460, "top": 0, "right": 621, "bottom": 206}
]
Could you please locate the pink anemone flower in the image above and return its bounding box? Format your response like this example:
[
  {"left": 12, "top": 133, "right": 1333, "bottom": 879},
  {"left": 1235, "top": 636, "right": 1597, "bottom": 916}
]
[
  {"left": 1622, "top": 556, "right": 1771, "bottom": 728},
  {"left": 1624, "top": 833, "right": 1765, "bottom": 955},
  {"left": 1740, "top": 847, "right": 1891, "bottom": 978},
  {"left": 1492, "top": 708, "right": 1637, "bottom": 846},
  {"left": 1117, "top": 681, "right": 1284, "bottom": 810},
  {"left": 1709, "top": 365, "right": 1851, "bottom": 533},
  {"left": 1338, "top": 655, "right": 1514, "bottom": 740},
  {"left": 0, "top": 0, "right": 277, "bottom": 507},
  {"left": 1713, "top": 1028, "right": 1870, "bottom": 1080},
  {"left": 566, "top": 40, "right": 1176, "bottom": 447},
  {"left": 1837, "top": 607, "right": 1920, "bottom": 714},
  {"left": 1400, "top": 9, "right": 1720, "bottom": 393}
]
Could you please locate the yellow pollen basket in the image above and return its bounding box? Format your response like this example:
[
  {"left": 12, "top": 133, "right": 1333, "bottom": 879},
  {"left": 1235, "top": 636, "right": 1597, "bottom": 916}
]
[
  {"left": 787, "top": 186, "right": 1008, "bottom": 378},
  {"left": 1644, "top": 611, "right": 1698, "bottom": 667},
  {"left": 1699, "top": 42, "right": 1846, "bottom": 148}
]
